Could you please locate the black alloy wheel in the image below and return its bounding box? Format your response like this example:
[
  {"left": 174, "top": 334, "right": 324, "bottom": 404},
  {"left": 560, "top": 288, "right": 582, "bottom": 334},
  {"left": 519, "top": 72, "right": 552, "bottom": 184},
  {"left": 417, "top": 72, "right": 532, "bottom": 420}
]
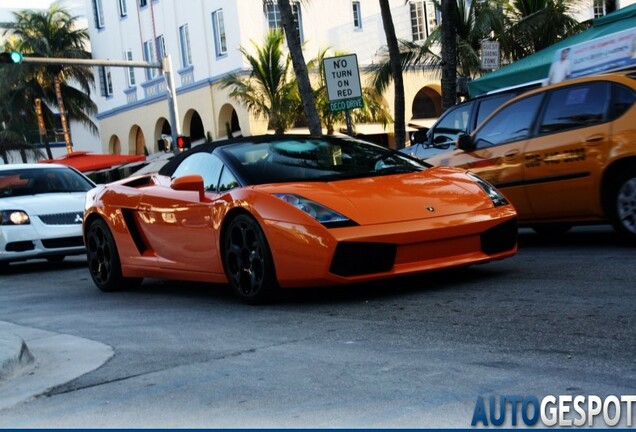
[
  {"left": 86, "top": 218, "right": 141, "bottom": 291},
  {"left": 222, "top": 214, "right": 277, "bottom": 304}
]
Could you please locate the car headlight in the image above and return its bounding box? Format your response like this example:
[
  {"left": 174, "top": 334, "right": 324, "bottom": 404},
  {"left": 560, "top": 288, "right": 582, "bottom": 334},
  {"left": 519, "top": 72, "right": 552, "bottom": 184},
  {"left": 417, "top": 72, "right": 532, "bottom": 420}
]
[
  {"left": 466, "top": 173, "right": 509, "bottom": 207},
  {"left": 0, "top": 210, "right": 31, "bottom": 225},
  {"left": 273, "top": 193, "right": 356, "bottom": 227}
]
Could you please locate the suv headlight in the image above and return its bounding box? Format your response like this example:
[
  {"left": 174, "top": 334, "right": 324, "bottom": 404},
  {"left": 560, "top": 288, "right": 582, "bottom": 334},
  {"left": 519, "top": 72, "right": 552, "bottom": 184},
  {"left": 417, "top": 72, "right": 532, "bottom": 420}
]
[
  {"left": 0, "top": 210, "right": 31, "bottom": 225},
  {"left": 466, "top": 173, "right": 509, "bottom": 207}
]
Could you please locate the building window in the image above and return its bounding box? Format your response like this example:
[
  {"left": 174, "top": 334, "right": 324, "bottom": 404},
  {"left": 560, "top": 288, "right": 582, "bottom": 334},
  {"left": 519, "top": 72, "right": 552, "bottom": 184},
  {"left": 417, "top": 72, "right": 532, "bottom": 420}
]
[
  {"left": 179, "top": 24, "right": 193, "bottom": 67},
  {"left": 118, "top": 0, "right": 127, "bottom": 17},
  {"left": 139, "top": 0, "right": 147, "bottom": 7},
  {"left": 352, "top": 1, "right": 362, "bottom": 30},
  {"left": 593, "top": 0, "right": 606, "bottom": 18},
  {"left": 143, "top": 39, "right": 158, "bottom": 80},
  {"left": 156, "top": 34, "right": 166, "bottom": 60},
  {"left": 410, "top": 0, "right": 437, "bottom": 42},
  {"left": 264, "top": 1, "right": 303, "bottom": 42},
  {"left": 92, "top": 0, "right": 104, "bottom": 29},
  {"left": 125, "top": 50, "right": 135, "bottom": 87},
  {"left": 98, "top": 66, "right": 113, "bottom": 97},
  {"left": 212, "top": 10, "right": 227, "bottom": 57}
]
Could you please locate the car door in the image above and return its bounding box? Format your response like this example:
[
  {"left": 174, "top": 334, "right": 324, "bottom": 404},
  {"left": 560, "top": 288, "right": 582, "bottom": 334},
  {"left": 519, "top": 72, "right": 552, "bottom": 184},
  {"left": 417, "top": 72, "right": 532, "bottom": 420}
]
[
  {"left": 523, "top": 82, "right": 611, "bottom": 218},
  {"left": 433, "top": 93, "right": 544, "bottom": 218},
  {"left": 137, "top": 152, "right": 225, "bottom": 274}
]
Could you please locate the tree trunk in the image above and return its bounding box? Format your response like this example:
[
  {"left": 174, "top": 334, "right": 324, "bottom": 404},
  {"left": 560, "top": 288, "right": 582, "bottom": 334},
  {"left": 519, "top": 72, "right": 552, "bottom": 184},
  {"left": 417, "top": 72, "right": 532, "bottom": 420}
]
[
  {"left": 379, "top": 0, "right": 406, "bottom": 149},
  {"left": 441, "top": 0, "right": 458, "bottom": 113},
  {"left": 278, "top": 0, "right": 322, "bottom": 136},
  {"left": 54, "top": 76, "right": 73, "bottom": 154}
]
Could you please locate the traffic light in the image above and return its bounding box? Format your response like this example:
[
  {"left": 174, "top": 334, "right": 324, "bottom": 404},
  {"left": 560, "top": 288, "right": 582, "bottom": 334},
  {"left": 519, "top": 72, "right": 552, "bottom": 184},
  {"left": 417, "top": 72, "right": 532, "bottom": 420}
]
[
  {"left": 176, "top": 135, "right": 191, "bottom": 151},
  {"left": 0, "top": 51, "right": 23, "bottom": 64}
]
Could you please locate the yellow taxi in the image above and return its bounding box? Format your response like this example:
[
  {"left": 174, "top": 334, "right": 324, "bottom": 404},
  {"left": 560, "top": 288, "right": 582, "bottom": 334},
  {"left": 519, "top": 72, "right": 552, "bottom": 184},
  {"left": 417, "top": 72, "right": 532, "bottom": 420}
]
[{"left": 426, "top": 71, "right": 636, "bottom": 241}]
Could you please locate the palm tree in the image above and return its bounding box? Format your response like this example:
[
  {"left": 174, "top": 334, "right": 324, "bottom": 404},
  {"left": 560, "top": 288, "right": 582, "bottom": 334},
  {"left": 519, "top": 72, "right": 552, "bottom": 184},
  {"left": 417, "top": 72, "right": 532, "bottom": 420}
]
[
  {"left": 222, "top": 31, "right": 301, "bottom": 135},
  {"left": 378, "top": 0, "right": 406, "bottom": 149},
  {"left": 370, "top": 0, "right": 585, "bottom": 110},
  {"left": 441, "top": 0, "right": 458, "bottom": 112},
  {"left": 0, "top": 130, "right": 43, "bottom": 164},
  {"left": 1, "top": 4, "right": 97, "bottom": 154},
  {"left": 277, "top": 0, "right": 322, "bottom": 135},
  {"left": 502, "top": 0, "right": 585, "bottom": 61}
]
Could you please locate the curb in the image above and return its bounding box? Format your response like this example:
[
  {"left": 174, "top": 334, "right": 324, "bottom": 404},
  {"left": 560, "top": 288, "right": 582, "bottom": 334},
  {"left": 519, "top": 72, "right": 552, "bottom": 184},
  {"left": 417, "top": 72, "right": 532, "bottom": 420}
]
[{"left": 0, "top": 333, "right": 35, "bottom": 381}]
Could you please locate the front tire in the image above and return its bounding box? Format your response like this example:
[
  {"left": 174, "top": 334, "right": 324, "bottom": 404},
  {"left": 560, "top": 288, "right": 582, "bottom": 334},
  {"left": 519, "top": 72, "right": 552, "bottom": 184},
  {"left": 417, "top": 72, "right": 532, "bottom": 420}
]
[
  {"left": 86, "top": 218, "right": 142, "bottom": 292},
  {"left": 222, "top": 214, "right": 277, "bottom": 304},
  {"left": 610, "top": 172, "right": 636, "bottom": 243}
]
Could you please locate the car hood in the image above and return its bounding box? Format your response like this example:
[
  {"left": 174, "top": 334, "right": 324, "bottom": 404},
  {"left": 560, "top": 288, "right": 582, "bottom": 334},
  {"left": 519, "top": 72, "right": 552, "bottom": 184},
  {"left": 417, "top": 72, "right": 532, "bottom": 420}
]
[
  {"left": 254, "top": 167, "right": 494, "bottom": 225},
  {"left": 0, "top": 192, "right": 86, "bottom": 215}
]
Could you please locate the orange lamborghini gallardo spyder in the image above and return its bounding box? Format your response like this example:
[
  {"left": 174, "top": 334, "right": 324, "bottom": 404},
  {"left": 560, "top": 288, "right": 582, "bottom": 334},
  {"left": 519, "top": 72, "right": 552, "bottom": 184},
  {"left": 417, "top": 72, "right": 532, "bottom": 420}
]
[{"left": 83, "top": 135, "right": 518, "bottom": 304}]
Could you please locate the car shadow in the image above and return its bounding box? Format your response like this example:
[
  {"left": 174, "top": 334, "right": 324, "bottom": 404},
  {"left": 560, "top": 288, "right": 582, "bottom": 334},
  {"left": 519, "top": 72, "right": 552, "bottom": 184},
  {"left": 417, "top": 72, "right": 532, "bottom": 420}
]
[
  {"left": 517, "top": 225, "right": 631, "bottom": 249},
  {"left": 0, "top": 255, "right": 88, "bottom": 275},
  {"left": 123, "top": 263, "right": 511, "bottom": 307}
]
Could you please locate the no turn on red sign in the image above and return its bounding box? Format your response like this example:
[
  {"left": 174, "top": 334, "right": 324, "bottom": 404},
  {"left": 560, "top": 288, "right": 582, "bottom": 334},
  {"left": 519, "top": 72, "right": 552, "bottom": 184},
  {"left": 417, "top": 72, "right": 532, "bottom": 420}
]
[{"left": 322, "top": 54, "right": 364, "bottom": 113}]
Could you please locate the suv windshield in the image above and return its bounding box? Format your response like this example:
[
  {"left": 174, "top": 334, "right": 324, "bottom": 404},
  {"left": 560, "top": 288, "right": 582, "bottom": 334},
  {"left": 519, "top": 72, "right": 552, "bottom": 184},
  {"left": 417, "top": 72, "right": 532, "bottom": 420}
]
[{"left": 0, "top": 167, "right": 94, "bottom": 198}]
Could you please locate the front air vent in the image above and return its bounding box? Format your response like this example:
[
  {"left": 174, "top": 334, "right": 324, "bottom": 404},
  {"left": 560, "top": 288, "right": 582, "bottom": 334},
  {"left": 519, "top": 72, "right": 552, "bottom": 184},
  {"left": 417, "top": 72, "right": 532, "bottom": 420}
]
[
  {"left": 329, "top": 242, "right": 396, "bottom": 277},
  {"left": 480, "top": 218, "right": 518, "bottom": 255}
]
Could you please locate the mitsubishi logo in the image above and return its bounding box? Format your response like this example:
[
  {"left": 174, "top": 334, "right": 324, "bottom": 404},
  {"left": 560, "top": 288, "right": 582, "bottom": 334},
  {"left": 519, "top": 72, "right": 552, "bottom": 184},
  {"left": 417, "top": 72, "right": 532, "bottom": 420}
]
[{"left": 74, "top": 213, "right": 83, "bottom": 224}]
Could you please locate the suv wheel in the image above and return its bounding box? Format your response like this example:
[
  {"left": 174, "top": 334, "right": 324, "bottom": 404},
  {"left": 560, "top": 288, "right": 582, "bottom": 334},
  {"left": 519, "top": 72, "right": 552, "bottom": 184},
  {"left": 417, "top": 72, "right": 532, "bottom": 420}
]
[{"left": 610, "top": 172, "right": 636, "bottom": 242}]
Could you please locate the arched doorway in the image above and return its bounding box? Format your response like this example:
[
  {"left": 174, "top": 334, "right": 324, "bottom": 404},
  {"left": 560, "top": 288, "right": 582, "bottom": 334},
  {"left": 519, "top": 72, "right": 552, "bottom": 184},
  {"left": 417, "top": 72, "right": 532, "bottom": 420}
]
[
  {"left": 183, "top": 109, "right": 206, "bottom": 144},
  {"left": 218, "top": 103, "right": 241, "bottom": 139},
  {"left": 109, "top": 135, "right": 121, "bottom": 155},
  {"left": 154, "top": 118, "right": 172, "bottom": 152},
  {"left": 411, "top": 86, "right": 441, "bottom": 119},
  {"left": 128, "top": 125, "right": 146, "bottom": 156}
]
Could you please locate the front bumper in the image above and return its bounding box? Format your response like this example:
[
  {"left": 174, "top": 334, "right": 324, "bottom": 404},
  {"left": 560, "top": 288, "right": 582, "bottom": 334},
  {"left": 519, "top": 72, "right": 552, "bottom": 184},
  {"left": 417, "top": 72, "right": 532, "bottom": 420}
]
[
  {"left": 0, "top": 220, "right": 85, "bottom": 263},
  {"left": 263, "top": 206, "right": 518, "bottom": 288}
]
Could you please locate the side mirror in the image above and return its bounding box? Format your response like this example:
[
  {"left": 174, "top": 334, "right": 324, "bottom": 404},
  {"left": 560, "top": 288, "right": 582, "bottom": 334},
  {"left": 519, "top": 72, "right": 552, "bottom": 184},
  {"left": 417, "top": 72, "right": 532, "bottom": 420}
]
[
  {"left": 456, "top": 134, "right": 475, "bottom": 152},
  {"left": 171, "top": 174, "right": 205, "bottom": 200}
]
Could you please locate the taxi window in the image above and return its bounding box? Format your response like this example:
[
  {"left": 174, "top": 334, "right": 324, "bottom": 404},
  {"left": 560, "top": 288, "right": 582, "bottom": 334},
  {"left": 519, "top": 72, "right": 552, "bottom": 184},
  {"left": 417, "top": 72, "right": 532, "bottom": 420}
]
[
  {"left": 172, "top": 152, "right": 223, "bottom": 191},
  {"left": 539, "top": 82, "right": 609, "bottom": 134},
  {"left": 610, "top": 83, "right": 636, "bottom": 121},
  {"left": 475, "top": 93, "right": 517, "bottom": 126},
  {"left": 474, "top": 94, "right": 543, "bottom": 148}
]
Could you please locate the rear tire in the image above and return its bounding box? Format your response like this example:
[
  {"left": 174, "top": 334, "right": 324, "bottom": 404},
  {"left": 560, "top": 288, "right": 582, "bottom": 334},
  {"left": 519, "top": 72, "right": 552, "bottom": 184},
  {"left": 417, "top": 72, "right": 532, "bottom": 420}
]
[
  {"left": 85, "top": 218, "right": 142, "bottom": 292},
  {"left": 609, "top": 172, "right": 636, "bottom": 243},
  {"left": 222, "top": 214, "right": 277, "bottom": 305}
]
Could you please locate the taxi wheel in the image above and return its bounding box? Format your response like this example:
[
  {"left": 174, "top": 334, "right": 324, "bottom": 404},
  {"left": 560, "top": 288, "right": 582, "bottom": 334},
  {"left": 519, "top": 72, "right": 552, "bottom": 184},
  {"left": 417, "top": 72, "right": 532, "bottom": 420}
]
[
  {"left": 86, "top": 218, "right": 142, "bottom": 292},
  {"left": 222, "top": 214, "right": 278, "bottom": 305},
  {"left": 611, "top": 172, "right": 636, "bottom": 242}
]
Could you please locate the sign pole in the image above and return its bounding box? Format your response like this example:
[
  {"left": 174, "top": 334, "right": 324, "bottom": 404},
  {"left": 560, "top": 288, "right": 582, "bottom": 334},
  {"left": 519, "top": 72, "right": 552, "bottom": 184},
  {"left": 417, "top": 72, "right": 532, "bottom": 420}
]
[{"left": 344, "top": 110, "right": 353, "bottom": 136}]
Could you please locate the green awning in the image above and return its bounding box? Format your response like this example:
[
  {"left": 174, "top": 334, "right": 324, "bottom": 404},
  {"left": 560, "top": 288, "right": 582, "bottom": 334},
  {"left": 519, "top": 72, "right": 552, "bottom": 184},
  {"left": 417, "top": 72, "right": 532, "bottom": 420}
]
[{"left": 468, "top": 4, "right": 636, "bottom": 97}]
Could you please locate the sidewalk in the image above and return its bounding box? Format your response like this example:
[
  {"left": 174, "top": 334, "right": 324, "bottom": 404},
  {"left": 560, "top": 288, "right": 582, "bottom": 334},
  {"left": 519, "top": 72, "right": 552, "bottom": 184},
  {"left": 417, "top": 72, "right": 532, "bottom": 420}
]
[{"left": 0, "top": 321, "right": 113, "bottom": 411}]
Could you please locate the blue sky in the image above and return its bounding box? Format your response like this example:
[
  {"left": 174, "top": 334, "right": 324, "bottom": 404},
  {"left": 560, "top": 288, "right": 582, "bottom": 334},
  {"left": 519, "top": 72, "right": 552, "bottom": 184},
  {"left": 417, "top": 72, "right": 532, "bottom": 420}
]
[{"left": 0, "top": 0, "right": 86, "bottom": 22}]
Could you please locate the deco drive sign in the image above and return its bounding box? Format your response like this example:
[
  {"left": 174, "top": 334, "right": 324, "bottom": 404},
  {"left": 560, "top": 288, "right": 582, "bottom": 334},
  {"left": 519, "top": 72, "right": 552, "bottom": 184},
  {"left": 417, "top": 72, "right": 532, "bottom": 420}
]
[{"left": 323, "top": 54, "right": 364, "bottom": 113}]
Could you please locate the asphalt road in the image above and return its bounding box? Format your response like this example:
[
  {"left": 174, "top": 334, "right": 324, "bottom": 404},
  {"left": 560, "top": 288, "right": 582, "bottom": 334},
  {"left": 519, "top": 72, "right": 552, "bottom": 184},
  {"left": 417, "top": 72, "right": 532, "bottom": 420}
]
[{"left": 0, "top": 226, "right": 634, "bottom": 428}]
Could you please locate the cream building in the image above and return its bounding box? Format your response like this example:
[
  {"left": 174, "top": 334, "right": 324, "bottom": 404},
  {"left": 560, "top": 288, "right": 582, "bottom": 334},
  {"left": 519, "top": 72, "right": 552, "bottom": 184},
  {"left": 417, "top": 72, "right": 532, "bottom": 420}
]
[
  {"left": 85, "top": 0, "right": 446, "bottom": 154},
  {"left": 83, "top": 0, "right": 636, "bottom": 155}
]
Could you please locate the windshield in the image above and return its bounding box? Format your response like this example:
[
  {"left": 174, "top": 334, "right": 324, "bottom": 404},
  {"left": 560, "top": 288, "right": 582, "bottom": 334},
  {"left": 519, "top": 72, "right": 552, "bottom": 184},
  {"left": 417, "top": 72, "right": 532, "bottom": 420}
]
[
  {"left": 0, "top": 167, "right": 94, "bottom": 198},
  {"left": 220, "top": 136, "right": 427, "bottom": 184}
]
